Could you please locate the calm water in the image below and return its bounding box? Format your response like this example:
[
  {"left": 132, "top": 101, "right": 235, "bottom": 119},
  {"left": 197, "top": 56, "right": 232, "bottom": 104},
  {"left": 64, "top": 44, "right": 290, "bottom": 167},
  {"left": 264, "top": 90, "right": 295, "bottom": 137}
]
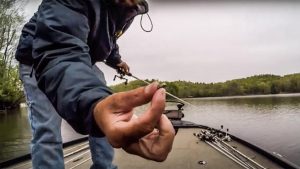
[
  {"left": 0, "top": 94, "right": 300, "bottom": 166},
  {"left": 0, "top": 108, "right": 85, "bottom": 163},
  {"left": 184, "top": 94, "right": 300, "bottom": 166}
]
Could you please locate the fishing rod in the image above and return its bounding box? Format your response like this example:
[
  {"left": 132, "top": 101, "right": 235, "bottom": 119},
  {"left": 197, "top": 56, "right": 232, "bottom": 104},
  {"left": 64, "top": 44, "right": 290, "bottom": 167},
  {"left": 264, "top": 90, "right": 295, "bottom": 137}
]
[
  {"left": 195, "top": 128, "right": 267, "bottom": 169},
  {"left": 112, "top": 67, "right": 224, "bottom": 121},
  {"left": 130, "top": 73, "right": 192, "bottom": 106},
  {"left": 114, "top": 69, "right": 192, "bottom": 106}
]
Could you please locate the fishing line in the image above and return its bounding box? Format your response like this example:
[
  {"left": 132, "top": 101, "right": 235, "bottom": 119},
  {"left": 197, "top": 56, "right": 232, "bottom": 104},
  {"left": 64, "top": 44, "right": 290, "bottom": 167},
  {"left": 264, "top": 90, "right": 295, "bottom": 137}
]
[
  {"left": 128, "top": 74, "right": 222, "bottom": 123},
  {"left": 128, "top": 73, "right": 193, "bottom": 106},
  {"left": 122, "top": 72, "right": 223, "bottom": 122}
]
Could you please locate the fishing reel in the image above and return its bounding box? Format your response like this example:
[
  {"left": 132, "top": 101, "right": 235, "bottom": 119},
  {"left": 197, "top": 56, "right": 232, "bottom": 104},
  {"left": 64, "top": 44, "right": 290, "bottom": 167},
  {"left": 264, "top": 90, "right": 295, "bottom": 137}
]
[
  {"left": 113, "top": 68, "right": 129, "bottom": 85},
  {"left": 194, "top": 130, "right": 215, "bottom": 142},
  {"left": 164, "top": 100, "right": 185, "bottom": 121},
  {"left": 194, "top": 125, "right": 232, "bottom": 142}
]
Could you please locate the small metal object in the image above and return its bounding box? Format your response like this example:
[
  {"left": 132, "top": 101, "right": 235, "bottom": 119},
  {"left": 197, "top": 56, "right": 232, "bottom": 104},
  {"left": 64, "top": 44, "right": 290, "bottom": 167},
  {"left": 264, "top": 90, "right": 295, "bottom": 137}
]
[
  {"left": 198, "top": 160, "right": 207, "bottom": 165},
  {"left": 113, "top": 69, "right": 129, "bottom": 85},
  {"left": 115, "top": 30, "right": 123, "bottom": 38},
  {"left": 224, "top": 128, "right": 232, "bottom": 142}
]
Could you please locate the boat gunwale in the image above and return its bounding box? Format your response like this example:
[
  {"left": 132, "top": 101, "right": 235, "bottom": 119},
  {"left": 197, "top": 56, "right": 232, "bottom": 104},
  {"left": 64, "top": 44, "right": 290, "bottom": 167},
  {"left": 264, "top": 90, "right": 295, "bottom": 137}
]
[{"left": 0, "top": 137, "right": 88, "bottom": 168}]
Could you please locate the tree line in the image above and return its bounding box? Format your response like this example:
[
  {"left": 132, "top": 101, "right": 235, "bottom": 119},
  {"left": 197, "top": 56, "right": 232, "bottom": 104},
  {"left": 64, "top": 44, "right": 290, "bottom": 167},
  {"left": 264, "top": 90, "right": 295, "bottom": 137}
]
[
  {"left": 0, "top": 0, "right": 24, "bottom": 110},
  {"left": 111, "top": 73, "right": 300, "bottom": 98}
]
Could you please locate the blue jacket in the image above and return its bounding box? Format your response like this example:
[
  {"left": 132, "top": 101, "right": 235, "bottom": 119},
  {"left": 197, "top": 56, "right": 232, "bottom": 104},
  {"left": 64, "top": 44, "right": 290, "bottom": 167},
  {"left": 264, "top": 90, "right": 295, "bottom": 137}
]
[{"left": 16, "top": 0, "right": 148, "bottom": 136}]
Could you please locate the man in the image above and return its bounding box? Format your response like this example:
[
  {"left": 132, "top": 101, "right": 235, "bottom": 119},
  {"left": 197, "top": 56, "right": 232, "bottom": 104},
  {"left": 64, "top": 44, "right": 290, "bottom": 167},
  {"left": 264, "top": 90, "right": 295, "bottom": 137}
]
[
  {"left": 17, "top": 11, "right": 119, "bottom": 169},
  {"left": 19, "top": 57, "right": 117, "bottom": 169},
  {"left": 16, "top": 0, "right": 175, "bottom": 168}
]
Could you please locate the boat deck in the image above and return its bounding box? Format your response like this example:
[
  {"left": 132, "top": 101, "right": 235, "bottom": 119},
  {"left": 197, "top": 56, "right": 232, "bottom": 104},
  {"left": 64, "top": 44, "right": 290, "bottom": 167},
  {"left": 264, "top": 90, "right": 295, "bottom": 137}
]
[{"left": 7, "top": 128, "right": 285, "bottom": 169}]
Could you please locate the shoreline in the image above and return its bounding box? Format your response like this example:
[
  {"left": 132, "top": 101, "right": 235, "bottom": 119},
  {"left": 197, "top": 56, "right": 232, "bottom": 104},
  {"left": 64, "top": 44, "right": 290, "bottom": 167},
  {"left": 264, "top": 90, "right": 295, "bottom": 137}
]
[{"left": 184, "top": 93, "right": 300, "bottom": 100}]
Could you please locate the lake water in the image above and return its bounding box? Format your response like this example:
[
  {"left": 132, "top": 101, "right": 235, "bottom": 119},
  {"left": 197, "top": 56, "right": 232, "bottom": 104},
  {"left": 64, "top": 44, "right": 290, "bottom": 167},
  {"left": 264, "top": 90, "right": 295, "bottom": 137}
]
[
  {"left": 0, "top": 108, "right": 85, "bottom": 163},
  {"left": 184, "top": 94, "right": 300, "bottom": 166},
  {"left": 0, "top": 93, "right": 300, "bottom": 166}
]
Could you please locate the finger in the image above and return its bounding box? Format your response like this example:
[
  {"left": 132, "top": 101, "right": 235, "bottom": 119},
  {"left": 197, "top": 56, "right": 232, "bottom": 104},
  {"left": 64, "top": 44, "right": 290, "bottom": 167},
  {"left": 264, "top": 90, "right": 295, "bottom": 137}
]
[
  {"left": 124, "top": 140, "right": 166, "bottom": 162},
  {"left": 155, "top": 115, "right": 175, "bottom": 154},
  {"left": 120, "top": 117, "right": 174, "bottom": 163},
  {"left": 126, "top": 64, "right": 130, "bottom": 73},
  {"left": 137, "top": 88, "right": 166, "bottom": 130},
  {"left": 144, "top": 129, "right": 160, "bottom": 140},
  {"left": 125, "top": 65, "right": 129, "bottom": 74},
  {"left": 157, "top": 114, "right": 175, "bottom": 137},
  {"left": 120, "top": 62, "right": 129, "bottom": 74},
  {"left": 107, "top": 82, "right": 159, "bottom": 111},
  {"left": 123, "top": 141, "right": 159, "bottom": 162},
  {"left": 112, "top": 88, "right": 166, "bottom": 146}
]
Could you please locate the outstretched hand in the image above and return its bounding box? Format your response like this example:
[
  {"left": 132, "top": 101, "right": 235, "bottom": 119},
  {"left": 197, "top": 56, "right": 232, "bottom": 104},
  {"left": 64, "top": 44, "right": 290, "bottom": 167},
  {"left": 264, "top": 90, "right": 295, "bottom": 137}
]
[{"left": 93, "top": 82, "right": 175, "bottom": 162}]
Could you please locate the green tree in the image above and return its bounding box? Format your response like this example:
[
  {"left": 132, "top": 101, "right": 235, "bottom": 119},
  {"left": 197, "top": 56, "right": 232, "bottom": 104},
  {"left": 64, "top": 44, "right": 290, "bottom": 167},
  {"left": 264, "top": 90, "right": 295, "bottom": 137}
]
[
  {"left": 165, "top": 82, "right": 178, "bottom": 97},
  {"left": 270, "top": 81, "right": 280, "bottom": 94},
  {"left": 0, "top": 0, "right": 24, "bottom": 109}
]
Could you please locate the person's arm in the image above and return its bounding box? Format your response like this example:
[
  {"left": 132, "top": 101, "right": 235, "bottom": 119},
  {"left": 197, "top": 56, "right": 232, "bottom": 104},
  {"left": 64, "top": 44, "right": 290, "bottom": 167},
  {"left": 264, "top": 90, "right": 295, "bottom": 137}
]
[
  {"left": 15, "top": 13, "right": 37, "bottom": 64},
  {"left": 105, "top": 43, "right": 122, "bottom": 69},
  {"left": 33, "top": 0, "right": 175, "bottom": 161},
  {"left": 106, "top": 0, "right": 148, "bottom": 74},
  {"left": 32, "top": 0, "right": 110, "bottom": 136},
  {"left": 105, "top": 43, "right": 130, "bottom": 74}
]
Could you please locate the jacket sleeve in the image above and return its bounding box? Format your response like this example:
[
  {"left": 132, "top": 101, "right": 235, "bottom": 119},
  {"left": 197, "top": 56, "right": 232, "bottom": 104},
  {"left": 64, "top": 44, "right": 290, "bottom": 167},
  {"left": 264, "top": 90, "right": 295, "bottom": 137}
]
[
  {"left": 15, "top": 14, "right": 37, "bottom": 64},
  {"left": 32, "top": 0, "right": 111, "bottom": 136},
  {"left": 105, "top": 43, "right": 122, "bottom": 69}
]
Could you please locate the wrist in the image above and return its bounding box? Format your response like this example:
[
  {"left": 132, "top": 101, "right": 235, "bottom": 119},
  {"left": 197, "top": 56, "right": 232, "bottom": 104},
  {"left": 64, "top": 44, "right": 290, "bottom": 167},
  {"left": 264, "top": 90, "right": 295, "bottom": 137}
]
[{"left": 92, "top": 96, "right": 124, "bottom": 148}]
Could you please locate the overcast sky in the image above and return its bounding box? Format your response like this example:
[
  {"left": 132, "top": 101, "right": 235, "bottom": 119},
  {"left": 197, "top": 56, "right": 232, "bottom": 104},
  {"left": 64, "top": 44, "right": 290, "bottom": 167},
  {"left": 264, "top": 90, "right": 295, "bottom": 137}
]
[{"left": 22, "top": 0, "right": 300, "bottom": 85}]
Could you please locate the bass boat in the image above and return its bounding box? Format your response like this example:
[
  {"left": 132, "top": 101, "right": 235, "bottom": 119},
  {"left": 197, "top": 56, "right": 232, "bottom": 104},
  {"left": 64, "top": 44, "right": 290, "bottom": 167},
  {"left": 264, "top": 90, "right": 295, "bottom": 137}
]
[{"left": 1, "top": 101, "right": 299, "bottom": 169}]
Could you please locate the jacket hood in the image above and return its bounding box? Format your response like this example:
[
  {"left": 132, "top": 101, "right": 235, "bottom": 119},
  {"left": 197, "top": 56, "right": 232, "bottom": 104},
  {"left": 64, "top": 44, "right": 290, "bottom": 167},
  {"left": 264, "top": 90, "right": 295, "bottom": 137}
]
[{"left": 108, "top": 0, "right": 149, "bottom": 14}]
